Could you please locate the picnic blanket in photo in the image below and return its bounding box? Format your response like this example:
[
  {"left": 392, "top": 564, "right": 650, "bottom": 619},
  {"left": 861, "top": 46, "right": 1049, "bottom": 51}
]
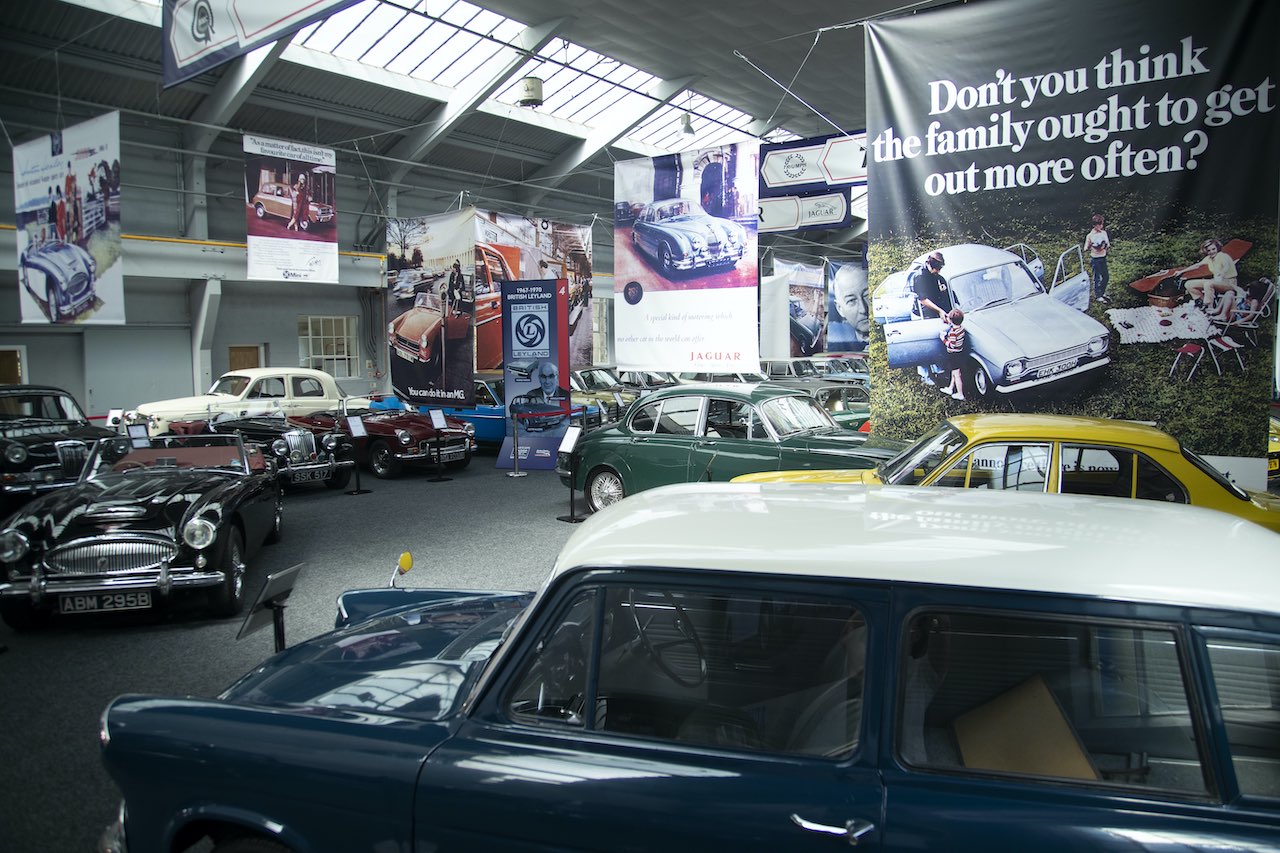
[{"left": 1105, "top": 305, "right": 1215, "bottom": 344}]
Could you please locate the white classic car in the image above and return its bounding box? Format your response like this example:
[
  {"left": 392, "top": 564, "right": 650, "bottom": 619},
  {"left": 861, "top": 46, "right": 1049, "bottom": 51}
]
[
  {"left": 126, "top": 367, "right": 370, "bottom": 435},
  {"left": 873, "top": 243, "right": 1109, "bottom": 399}
]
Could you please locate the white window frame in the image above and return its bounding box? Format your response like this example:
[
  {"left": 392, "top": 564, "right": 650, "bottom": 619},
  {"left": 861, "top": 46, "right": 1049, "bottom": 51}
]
[{"left": 298, "top": 315, "right": 360, "bottom": 379}]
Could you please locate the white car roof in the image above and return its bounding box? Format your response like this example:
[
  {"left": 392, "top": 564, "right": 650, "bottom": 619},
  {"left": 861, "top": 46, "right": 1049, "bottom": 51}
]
[
  {"left": 218, "top": 368, "right": 334, "bottom": 380},
  {"left": 551, "top": 483, "right": 1280, "bottom": 616}
]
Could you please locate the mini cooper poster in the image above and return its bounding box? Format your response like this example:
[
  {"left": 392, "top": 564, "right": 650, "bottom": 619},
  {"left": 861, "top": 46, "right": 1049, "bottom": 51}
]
[
  {"left": 613, "top": 142, "right": 761, "bottom": 372},
  {"left": 12, "top": 111, "right": 125, "bottom": 325},
  {"left": 244, "top": 135, "right": 338, "bottom": 283},
  {"left": 385, "top": 208, "right": 476, "bottom": 407},
  {"left": 865, "top": 0, "right": 1277, "bottom": 487},
  {"left": 497, "top": 278, "right": 570, "bottom": 470}
]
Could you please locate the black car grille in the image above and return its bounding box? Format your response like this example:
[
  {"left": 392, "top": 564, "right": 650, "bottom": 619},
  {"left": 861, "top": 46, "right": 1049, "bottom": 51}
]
[
  {"left": 67, "top": 271, "right": 92, "bottom": 299},
  {"left": 283, "top": 429, "right": 317, "bottom": 461},
  {"left": 46, "top": 537, "right": 179, "bottom": 575},
  {"left": 55, "top": 440, "right": 89, "bottom": 478}
]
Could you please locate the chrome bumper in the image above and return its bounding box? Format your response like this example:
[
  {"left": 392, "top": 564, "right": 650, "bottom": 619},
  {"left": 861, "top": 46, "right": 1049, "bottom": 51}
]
[
  {"left": 98, "top": 802, "right": 127, "bottom": 853},
  {"left": 0, "top": 568, "right": 226, "bottom": 602}
]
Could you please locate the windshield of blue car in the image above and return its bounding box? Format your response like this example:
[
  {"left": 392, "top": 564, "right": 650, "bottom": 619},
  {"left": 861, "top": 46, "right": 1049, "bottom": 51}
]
[
  {"left": 759, "top": 396, "right": 835, "bottom": 437},
  {"left": 949, "top": 261, "right": 1043, "bottom": 311},
  {"left": 879, "top": 422, "right": 969, "bottom": 485},
  {"left": 83, "top": 435, "right": 247, "bottom": 479},
  {"left": 0, "top": 391, "right": 88, "bottom": 422},
  {"left": 208, "top": 375, "right": 251, "bottom": 396}
]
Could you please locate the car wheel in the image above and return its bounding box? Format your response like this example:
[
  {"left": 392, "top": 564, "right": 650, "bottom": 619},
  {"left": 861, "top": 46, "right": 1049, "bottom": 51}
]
[
  {"left": 368, "top": 439, "right": 402, "bottom": 479},
  {"left": 212, "top": 837, "right": 292, "bottom": 853},
  {"left": 586, "top": 467, "right": 625, "bottom": 513},
  {"left": 965, "top": 359, "right": 995, "bottom": 400},
  {"left": 264, "top": 493, "right": 283, "bottom": 545},
  {"left": 211, "top": 527, "right": 246, "bottom": 618},
  {"left": 0, "top": 600, "right": 51, "bottom": 632},
  {"left": 45, "top": 282, "right": 61, "bottom": 321},
  {"left": 325, "top": 466, "right": 352, "bottom": 489},
  {"left": 300, "top": 218, "right": 310, "bottom": 232},
  {"left": 254, "top": 203, "right": 265, "bottom": 219},
  {"left": 660, "top": 243, "right": 675, "bottom": 274}
]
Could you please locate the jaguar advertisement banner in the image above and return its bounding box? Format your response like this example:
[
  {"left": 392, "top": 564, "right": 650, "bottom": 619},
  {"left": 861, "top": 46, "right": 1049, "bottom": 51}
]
[
  {"left": 244, "top": 135, "right": 338, "bottom": 283},
  {"left": 613, "top": 142, "right": 760, "bottom": 372},
  {"left": 497, "top": 278, "right": 570, "bottom": 470},
  {"left": 474, "top": 211, "right": 593, "bottom": 372},
  {"left": 12, "top": 111, "right": 124, "bottom": 325},
  {"left": 865, "top": 0, "right": 1277, "bottom": 487},
  {"left": 385, "top": 208, "right": 475, "bottom": 407}
]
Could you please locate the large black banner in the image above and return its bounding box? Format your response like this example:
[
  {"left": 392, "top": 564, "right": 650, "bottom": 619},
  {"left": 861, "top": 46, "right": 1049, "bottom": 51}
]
[{"left": 866, "top": 0, "right": 1277, "bottom": 482}]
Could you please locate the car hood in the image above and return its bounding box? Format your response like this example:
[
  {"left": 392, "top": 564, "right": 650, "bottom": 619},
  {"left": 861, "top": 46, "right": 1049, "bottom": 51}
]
[
  {"left": 23, "top": 241, "right": 90, "bottom": 273},
  {"left": 782, "top": 429, "right": 906, "bottom": 462},
  {"left": 656, "top": 215, "right": 740, "bottom": 242},
  {"left": 135, "top": 393, "right": 238, "bottom": 419},
  {"left": 391, "top": 309, "right": 442, "bottom": 336},
  {"left": 0, "top": 421, "right": 114, "bottom": 446},
  {"left": 732, "top": 468, "right": 882, "bottom": 484},
  {"left": 4, "top": 471, "right": 235, "bottom": 539},
  {"left": 1246, "top": 490, "right": 1280, "bottom": 533},
  {"left": 968, "top": 297, "right": 1106, "bottom": 357},
  {"left": 361, "top": 411, "right": 470, "bottom": 438},
  {"left": 220, "top": 590, "right": 534, "bottom": 720}
]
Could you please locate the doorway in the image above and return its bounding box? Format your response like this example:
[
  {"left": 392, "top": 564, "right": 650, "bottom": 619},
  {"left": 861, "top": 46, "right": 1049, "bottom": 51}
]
[
  {"left": 229, "top": 345, "right": 263, "bottom": 371},
  {"left": 0, "top": 347, "right": 28, "bottom": 384}
]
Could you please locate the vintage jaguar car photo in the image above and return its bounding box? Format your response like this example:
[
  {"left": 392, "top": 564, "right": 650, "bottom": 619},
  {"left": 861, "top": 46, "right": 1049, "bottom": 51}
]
[
  {"left": 873, "top": 243, "right": 1109, "bottom": 399},
  {"left": 631, "top": 197, "right": 748, "bottom": 276},
  {"left": 127, "top": 367, "right": 368, "bottom": 436},
  {"left": 291, "top": 402, "right": 476, "bottom": 479},
  {"left": 98, "top": 484, "right": 1280, "bottom": 852},
  {"left": 0, "top": 383, "right": 116, "bottom": 511},
  {"left": 558, "top": 383, "right": 900, "bottom": 512},
  {"left": 168, "top": 409, "right": 356, "bottom": 491},
  {"left": 19, "top": 239, "right": 98, "bottom": 323},
  {"left": 250, "top": 180, "right": 335, "bottom": 231},
  {"left": 0, "top": 433, "right": 281, "bottom": 630},
  {"left": 734, "top": 413, "right": 1280, "bottom": 533}
]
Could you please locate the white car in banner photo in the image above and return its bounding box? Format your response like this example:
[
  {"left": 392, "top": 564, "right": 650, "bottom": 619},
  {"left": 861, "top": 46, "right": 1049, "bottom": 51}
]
[{"left": 873, "top": 243, "right": 1108, "bottom": 399}]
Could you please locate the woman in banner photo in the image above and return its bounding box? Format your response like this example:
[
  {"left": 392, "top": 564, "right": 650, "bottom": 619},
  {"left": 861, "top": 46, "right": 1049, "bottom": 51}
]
[
  {"left": 287, "top": 172, "right": 309, "bottom": 231},
  {"left": 1084, "top": 213, "right": 1110, "bottom": 304},
  {"left": 1187, "top": 237, "right": 1244, "bottom": 323}
]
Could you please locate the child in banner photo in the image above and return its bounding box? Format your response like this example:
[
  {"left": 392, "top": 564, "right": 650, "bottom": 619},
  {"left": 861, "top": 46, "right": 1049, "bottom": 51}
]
[{"left": 940, "top": 308, "right": 967, "bottom": 401}]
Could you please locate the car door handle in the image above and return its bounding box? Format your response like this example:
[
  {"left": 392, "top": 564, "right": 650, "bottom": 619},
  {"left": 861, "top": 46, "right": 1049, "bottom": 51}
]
[{"left": 790, "top": 814, "right": 875, "bottom": 846}]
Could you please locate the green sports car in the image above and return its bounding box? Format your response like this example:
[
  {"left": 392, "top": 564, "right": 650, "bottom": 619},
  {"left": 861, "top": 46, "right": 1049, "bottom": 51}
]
[{"left": 558, "top": 382, "right": 900, "bottom": 511}]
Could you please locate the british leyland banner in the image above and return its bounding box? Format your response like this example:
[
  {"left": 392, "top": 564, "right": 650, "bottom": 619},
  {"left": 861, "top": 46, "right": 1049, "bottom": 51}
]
[
  {"left": 498, "top": 278, "right": 570, "bottom": 470},
  {"left": 12, "top": 111, "right": 124, "bottom": 324},
  {"left": 613, "top": 142, "right": 760, "bottom": 371},
  {"left": 865, "top": 0, "right": 1277, "bottom": 488}
]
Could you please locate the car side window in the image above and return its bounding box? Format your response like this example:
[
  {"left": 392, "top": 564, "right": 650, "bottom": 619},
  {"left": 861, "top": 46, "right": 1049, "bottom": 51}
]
[
  {"left": 932, "top": 443, "right": 1050, "bottom": 490},
  {"left": 292, "top": 377, "right": 325, "bottom": 398},
  {"left": 655, "top": 397, "right": 701, "bottom": 436},
  {"left": 504, "top": 582, "right": 867, "bottom": 758},
  {"left": 629, "top": 401, "right": 660, "bottom": 434},
  {"left": 898, "top": 611, "right": 1207, "bottom": 795},
  {"left": 475, "top": 384, "right": 497, "bottom": 407},
  {"left": 1205, "top": 638, "right": 1280, "bottom": 798},
  {"left": 703, "top": 398, "right": 750, "bottom": 439},
  {"left": 249, "top": 378, "right": 286, "bottom": 399}
]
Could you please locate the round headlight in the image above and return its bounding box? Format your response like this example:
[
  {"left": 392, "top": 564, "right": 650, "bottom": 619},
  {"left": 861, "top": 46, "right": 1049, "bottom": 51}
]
[
  {"left": 271, "top": 439, "right": 288, "bottom": 457},
  {"left": 396, "top": 429, "right": 412, "bottom": 446},
  {"left": 4, "top": 444, "right": 28, "bottom": 465},
  {"left": 462, "top": 422, "right": 476, "bottom": 436},
  {"left": 182, "top": 517, "right": 217, "bottom": 550},
  {"left": 322, "top": 433, "right": 339, "bottom": 451},
  {"left": 1005, "top": 358, "right": 1028, "bottom": 380},
  {"left": 1087, "top": 335, "right": 1108, "bottom": 356},
  {"left": 0, "top": 530, "right": 30, "bottom": 563},
  {"left": 387, "top": 321, "right": 395, "bottom": 338}
]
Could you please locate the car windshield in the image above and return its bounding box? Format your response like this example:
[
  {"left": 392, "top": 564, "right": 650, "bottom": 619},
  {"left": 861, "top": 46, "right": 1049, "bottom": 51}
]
[
  {"left": 879, "top": 422, "right": 969, "bottom": 485},
  {"left": 652, "top": 200, "right": 691, "bottom": 221},
  {"left": 576, "top": 369, "right": 619, "bottom": 391},
  {"left": 758, "top": 395, "right": 835, "bottom": 437},
  {"left": 0, "top": 391, "right": 88, "bottom": 422},
  {"left": 83, "top": 435, "right": 247, "bottom": 480},
  {"left": 790, "top": 361, "right": 818, "bottom": 376},
  {"left": 208, "top": 375, "right": 251, "bottom": 396},
  {"left": 738, "top": 372, "right": 768, "bottom": 382},
  {"left": 949, "top": 261, "right": 1043, "bottom": 311},
  {"left": 414, "top": 292, "right": 442, "bottom": 311}
]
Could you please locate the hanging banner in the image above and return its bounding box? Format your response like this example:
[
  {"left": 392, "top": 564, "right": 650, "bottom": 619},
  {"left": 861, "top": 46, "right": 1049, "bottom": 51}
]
[
  {"left": 244, "top": 135, "right": 338, "bottom": 282},
  {"left": 497, "top": 278, "right": 570, "bottom": 470},
  {"left": 826, "top": 257, "right": 870, "bottom": 353},
  {"left": 866, "top": 0, "right": 1277, "bottom": 487},
  {"left": 759, "top": 132, "right": 867, "bottom": 233},
  {"left": 385, "top": 208, "right": 476, "bottom": 407},
  {"left": 162, "top": 0, "right": 362, "bottom": 88},
  {"left": 613, "top": 142, "right": 760, "bottom": 372},
  {"left": 474, "top": 211, "right": 594, "bottom": 371},
  {"left": 12, "top": 112, "right": 125, "bottom": 325},
  {"left": 772, "top": 258, "right": 827, "bottom": 356}
]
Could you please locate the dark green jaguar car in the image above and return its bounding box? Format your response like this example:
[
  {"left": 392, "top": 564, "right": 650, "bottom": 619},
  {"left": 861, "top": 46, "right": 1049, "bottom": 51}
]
[{"left": 559, "top": 383, "right": 900, "bottom": 511}]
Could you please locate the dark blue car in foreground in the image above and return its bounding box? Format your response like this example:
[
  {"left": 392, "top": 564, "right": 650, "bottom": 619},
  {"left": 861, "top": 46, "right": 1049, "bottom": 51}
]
[{"left": 99, "top": 485, "right": 1280, "bottom": 852}]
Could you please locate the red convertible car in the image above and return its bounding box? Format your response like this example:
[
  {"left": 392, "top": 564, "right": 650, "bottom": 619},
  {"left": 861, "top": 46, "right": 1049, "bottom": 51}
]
[{"left": 291, "top": 402, "right": 476, "bottom": 479}]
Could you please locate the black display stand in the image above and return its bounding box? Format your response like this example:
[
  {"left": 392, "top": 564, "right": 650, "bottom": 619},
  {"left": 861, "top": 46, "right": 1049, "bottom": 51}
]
[
  {"left": 426, "top": 409, "right": 451, "bottom": 482},
  {"left": 556, "top": 425, "right": 585, "bottom": 523},
  {"left": 345, "top": 415, "right": 372, "bottom": 495},
  {"left": 507, "top": 416, "right": 528, "bottom": 478},
  {"left": 237, "top": 562, "right": 304, "bottom": 653}
]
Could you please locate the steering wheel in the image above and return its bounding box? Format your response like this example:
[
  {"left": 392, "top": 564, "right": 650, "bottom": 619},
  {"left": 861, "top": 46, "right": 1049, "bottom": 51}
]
[{"left": 629, "top": 589, "right": 707, "bottom": 688}]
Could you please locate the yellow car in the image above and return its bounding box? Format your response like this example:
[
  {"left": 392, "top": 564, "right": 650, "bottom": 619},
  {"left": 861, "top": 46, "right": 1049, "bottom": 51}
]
[
  {"left": 735, "top": 413, "right": 1280, "bottom": 533},
  {"left": 1269, "top": 415, "right": 1279, "bottom": 485}
]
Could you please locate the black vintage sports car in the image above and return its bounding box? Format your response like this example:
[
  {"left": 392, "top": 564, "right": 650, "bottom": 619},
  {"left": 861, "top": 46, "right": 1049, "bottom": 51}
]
[
  {"left": 0, "top": 433, "right": 281, "bottom": 631},
  {"left": 0, "top": 384, "right": 116, "bottom": 513},
  {"left": 169, "top": 410, "right": 356, "bottom": 490}
]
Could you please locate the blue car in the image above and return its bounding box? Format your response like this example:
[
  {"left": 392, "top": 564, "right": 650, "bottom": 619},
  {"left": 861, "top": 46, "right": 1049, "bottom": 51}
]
[
  {"left": 98, "top": 484, "right": 1280, "bottom": 852},
  {"left": 441, "top": 373, "right": 600, "bottom": 445}
]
